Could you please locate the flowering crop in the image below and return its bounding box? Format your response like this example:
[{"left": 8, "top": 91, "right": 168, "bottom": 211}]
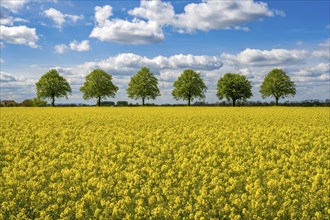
[{"left": 1, "top": 107, "right": 329, "bottom": 219}]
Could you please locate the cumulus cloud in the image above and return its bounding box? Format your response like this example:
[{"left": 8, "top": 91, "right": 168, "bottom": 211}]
[
  {"left": 91, "top": 1, "right": 282, "bottom": 44},
  {"left": 94, "top": 5, "right": 113, "bottom": 26},
  {"left": 311, "top": 39, "right": 330, "bottom": 60},
  {"left": 159, "top": 71, "right": 182, "bottom": 81},
  {"left": 292, "top": 63, "right": 330, "bottom": 77},
  {"left": 221, "top": 48, "right": 309, "bottom": 66},
  {"left": 0, "top": 59, "right": 4, "bottom": 63},
  {"left": 0, "top": 0, "right": 29, "bottom": 13},
  {"left": 0, "top": 25, "right": 38, "bottom": 48},
  {"left": 54, "top": 40, "right": 91, "bottom": 53},
  {"left": 14, "top": 17, "right": 29, "bottom": 23},
  {"left": 238, "top": 68, "right": 255, "bottom": 79},
  {"left": 0, "top": 71, "right": 37, "bottom": 101},
  {"left": 64, "top": 53, "right": 223, "bottom": 76},
  {"left": 0, "top": 17, "right": 14, "bottom": 26},
  {"left": 54, "top": 44, "right": 68, "bottom": 54},
  {"left": 292, "top": 74, "right": 330, "bottom": 83},
  {"left": 174, "top": 0, "right": 275, "bottom": 33},
  {"left": 312, "top": 50, "right": 330, "bottom": 60},
  {"left": 69, "top": 40, "right": 90, "bottom": 52},
  {"left": 90, "top": 5, "right": 164, "bottom": 44},
  {"left": 43, "top": 8, "right": 83, "bottom": 29},
  {"left": 128, "top": 0, "right": 280, "bottom": 33},
  {"left": 128, "top": 0, "right": 175, "bottom": 26},
  {"left": 1, "top": 72, "right": 20, "bottom": 82},
  {"left": 0, "top": 16, "right": 29, "bottom": 26}
]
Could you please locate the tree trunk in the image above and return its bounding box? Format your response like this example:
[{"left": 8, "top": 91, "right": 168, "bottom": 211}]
[
  {"left": 142, "top": 98, "right": 145, "bottom": 106},
  {"left": 275, "top": 97, "right": 279, "bottom": 106},
  {"left": 188, "top": 95, "right": 191, "bottom": 106},
  {"left": 51, "top": 95, "right": 55, "bottom": 107},
  {"left": 232, "top": 98, "right": 236, "bottom": 107},
  {"left": 98, "top": 96, "right": 101, "bottom": 106}
]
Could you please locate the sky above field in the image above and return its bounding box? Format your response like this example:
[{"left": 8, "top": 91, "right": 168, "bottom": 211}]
[{"left": 1, "top": 0, "right": 329, "bottom": 104}]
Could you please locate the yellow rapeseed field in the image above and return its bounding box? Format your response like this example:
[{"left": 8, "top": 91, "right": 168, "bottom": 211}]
[{"left": 0, "top": 107, "right": 329, "bottom": 219}]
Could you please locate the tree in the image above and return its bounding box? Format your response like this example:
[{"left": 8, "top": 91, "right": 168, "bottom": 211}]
[
  {"left": 36, "top": 69, "right": 72, "bottom": 106},
  {"left": 127, "top": 67, "right": 160, "bottom": 106},
  {"left": 217, "top": 73, "right": 252, "bottom": 107},
  {"left": 20, "top": 99, "right": 33, "bottom": 107},
  {"left": 117, "top": 101, "right": 129, "bottom": 106},
  {"left": 80, "top": 69, "right": 118, "bottom": 106},
  {"left": 32, "top": 97, "right": 47, "bottom": 107},
  {"left": 172, "top": 69, "right": 207, "bottom": 106},
  {"left": 260, "top": 68, "right": 296, "bottom": 106}
]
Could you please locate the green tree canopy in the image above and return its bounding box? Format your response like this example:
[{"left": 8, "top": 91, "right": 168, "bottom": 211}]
[
  {"left": 80, "top": 69, "right": 118, "bottom": 106},
  {"left": 20, "top": 99, "right": 33, "bottom": 107},
  {"left": 172, "top": 69, "right": 207, "bottom": 106},
  {"left": 127, "top": 67, "right": 160, "bottom": 106},
  {"left": 32, "top": 97, "right": 47, "bottom": 107},
  {"left": 260, "top": 68, "right": 296, "bottom": 106},
  {"left": 217, "top": 73, "right": 252, "bottom": 106},
  {"left": 36, "top": 69, "right": 72, "bottom": 106}
]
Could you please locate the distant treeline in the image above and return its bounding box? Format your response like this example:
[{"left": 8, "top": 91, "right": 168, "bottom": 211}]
[
  {"left": 2, "top": 67, "right": 329, "bottom": 107},
  {"left": 3, "top": 99, "right": 329, "bottom": 107}
]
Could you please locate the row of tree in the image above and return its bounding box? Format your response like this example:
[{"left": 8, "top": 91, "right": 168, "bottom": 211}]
[
  {"left": 7, "top": 99, "right": 330, "bottom": 107},
  {"left": 36, "top": 67, "right": 296, "bottom": 107}
]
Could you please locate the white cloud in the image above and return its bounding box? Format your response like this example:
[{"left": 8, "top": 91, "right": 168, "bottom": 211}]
[
  {"left": 129, "top": 0, "right": 279, "bottom": 34},
  {"left": 94, "top": 5, "right": 113, "bottom": 26},
  {"left": 54, "top": 53, "right": 223, "bottom": 77},
  {"left": 0, "top": 17, "right": 14, "bottom": 26},
  {"left": 174, "top": 0, "right": 275, "bottom": 33},
  {"left": 221, "top": 48, "right": 309, "bottom": 66},
  {"left": 128, "top": 0, "right": 175, "bottom": 26},
  {"left": 14, "top": 17, "right": 29, "bottom": 23},
  {"left": 319, "top": 38, "right": 330, "bottom": 47},
  {"left": 91, "top": 1, "right": 281, "bottom": 44},
  {"left": 0, "top": 59, "right": 4, "bottom": 63},
  {"left": 0, "top": 0, "right": 29, "bottom": 13},
  {"left": 0, "top": 71, "right": 37, "bottom": 101},
  {"left": 0, "top": 16, "right": 29, "bottom": 26},
  {"left": 90, "top": 5, "right": 164, "bottom": 44},
  {"left": 54, "top": 40, "right": 91, "bottom": 53},
  {"left": 43, "top": 8, "right": 83, "bottom": 29},
  {"left": 311, "top": 39, "right": 330, "bottom": 60},
  {"left": 238, "top": 68, "right": 255, "bottom": 79},
  {"left": 1, "top": 72, "right": 20, "bottom": 82},
  {"left": 166, "top": 54, "right": 223, "bottom": 70},
  {"left": 312, "top": 50, "right": 330, "bottom": 60},
  {"left": 292, "top": 74, "right": 330, "bottom": 83},
  {"left": 292, "top": 63, "right": 330, "bottom": 77},
  {"left": 159, "top": 71, "right": 181, "bottom": 81},
  {"left": 42, "top": 8, "right": 76, "bottom": 26},
  {"left": 0, "top": 25, "right": 38, "bottom": 48},
  {"left": 54, "top": 44, "right": 68, "bottom": 54},
  {"left": 69, "top": 40, "right": 90, "bottom": 52}
]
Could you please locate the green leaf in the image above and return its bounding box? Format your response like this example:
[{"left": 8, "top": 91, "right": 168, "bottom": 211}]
[{"left": 172, "top": 69, "right": 207, "bottom": 106}]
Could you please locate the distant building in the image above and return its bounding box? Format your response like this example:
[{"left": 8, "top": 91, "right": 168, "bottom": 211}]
[{"left": 1, "top": 100, "right": 17, "bottom": 106}]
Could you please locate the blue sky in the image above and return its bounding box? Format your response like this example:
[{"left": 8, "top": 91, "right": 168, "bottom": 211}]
[{"left": 1, "top": 0, "right": 329, "bottom": 104}]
